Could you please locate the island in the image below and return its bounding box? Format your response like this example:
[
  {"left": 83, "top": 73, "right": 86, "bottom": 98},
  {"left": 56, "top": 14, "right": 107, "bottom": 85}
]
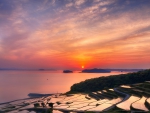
[
  {"left": 63, "top": 70, "right": 73, "bottom": 73},
  {"left": 82, "top": 68, "right": 111, "bottom": 73}
]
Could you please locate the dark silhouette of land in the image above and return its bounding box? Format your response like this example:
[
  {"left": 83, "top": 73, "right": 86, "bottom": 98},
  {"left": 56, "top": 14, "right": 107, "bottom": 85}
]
[
  {"left": 28, "top": 93, "right": 53, "bottom": 97},
  {"left": 63, "top": 70, "right": 73, "bottom": 73},
  {"left": 0, "top": 68, "right": 144, "bottom": 73},
  {"left": 0, "top": 68, "right": 56, "bottom": 71},
  {"left": 82, "top": 68, "right": 111, "bottom": 73},
  {"left": 107, "top": 69, "right": 143, "bottom": 72}
]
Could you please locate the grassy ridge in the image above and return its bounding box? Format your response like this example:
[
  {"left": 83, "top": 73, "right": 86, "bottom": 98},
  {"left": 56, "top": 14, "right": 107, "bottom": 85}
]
[{"left": 70, "top": 69, "right": 150, "bottom": 92}]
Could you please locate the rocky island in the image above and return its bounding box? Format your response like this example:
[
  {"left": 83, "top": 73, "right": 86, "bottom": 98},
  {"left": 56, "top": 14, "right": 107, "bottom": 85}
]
[{"left": 63, "top": 70, "right": 73, "bottom": 73}]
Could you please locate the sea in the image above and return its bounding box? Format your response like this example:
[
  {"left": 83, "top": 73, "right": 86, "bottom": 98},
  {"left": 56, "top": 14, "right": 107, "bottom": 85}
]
[{"left": 0, "top": 70, "right": 128, "bottom": 103}]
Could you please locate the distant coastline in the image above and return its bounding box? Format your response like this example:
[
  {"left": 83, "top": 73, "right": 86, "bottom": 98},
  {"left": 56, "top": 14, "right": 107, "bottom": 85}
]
[
  {"left": 28, "top": 93, "right": 54, "bottom": 97},
  {"left": 0, "top": 68, "right": 144, "bottom": 73},
  {"left": 0, "top": 68, "right": 56, "bottom": 71},
  {"left": 69, "top": 69, "right": 150, "bottom": 93},
  {"left": 82, "top": 68, "right": 111, "bottom": 73}
]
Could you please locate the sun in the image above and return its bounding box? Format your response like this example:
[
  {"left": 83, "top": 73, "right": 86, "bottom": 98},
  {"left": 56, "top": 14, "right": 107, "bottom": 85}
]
[{"left": 82, "top": 65, "right": 84, "bottom": 69}]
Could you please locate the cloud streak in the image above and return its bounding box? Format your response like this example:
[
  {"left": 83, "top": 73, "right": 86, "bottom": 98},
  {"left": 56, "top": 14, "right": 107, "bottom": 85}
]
[{"left": 0, "top": 0, "right": 150, "bottom": 69}]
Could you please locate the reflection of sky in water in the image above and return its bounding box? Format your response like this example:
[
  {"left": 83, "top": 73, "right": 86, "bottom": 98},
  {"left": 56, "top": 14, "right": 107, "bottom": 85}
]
[
  {"left": 132, "top": 96, "right": 148, "bottom": 111},
  {"left": 54, "top": 105, "right": 69, "bottom": 109},
  {"left": 7, "top": 110, "right": 30, "bottom": 113},
  {"left": 0, "top": 71, "right": 126, "bottom": 103},
  {"left": 52, "top": 94, "right": 122, "bottom": 112},
  {"left": 88, "top": 103, "right": 113, "bottom": 111},
  {"left": 75, "top": 105, "right": 96, "bottom": 111},
  {"left": 50, "top": 97, "right": 65, "bottom": 103},
  {"left": 117, "top": 96, "right": 140, "bottom": 110},
  {"left": 1, "top": 70, "right": 149, "bottom": 112},
  {"left": 147, "top": 98, "right": 150, "bottom": 103},
  {"left": 89, "top": 99, "right": 109, "bottom": 106},
  {"left": 0, "top": 71, "right": 125, "bottom": 103},
  {"left": 1, "top": 93, "right": 149, "bottom": 113},
  {"left": 87, "top": 98, "right": 122, "bottom": 111},
  {"left": 69, "top": 103, "right": 89, "bottom": 108},
  {"left": 105, "top": 98, "right": 122, "bottom": 104}
]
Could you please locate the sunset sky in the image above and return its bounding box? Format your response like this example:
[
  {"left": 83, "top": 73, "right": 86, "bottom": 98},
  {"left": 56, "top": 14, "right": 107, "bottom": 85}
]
[{"left": 0, "top": 0, "right": 150, "bottom": 70}]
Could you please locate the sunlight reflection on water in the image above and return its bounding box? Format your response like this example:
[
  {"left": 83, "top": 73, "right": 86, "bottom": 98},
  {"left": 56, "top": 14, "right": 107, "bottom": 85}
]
[
  {"left": 0, "top": 71, "right": 127, "bottom": 103},
  {"left": 117, "top": 96, "right": 140, "bottom": 110}
]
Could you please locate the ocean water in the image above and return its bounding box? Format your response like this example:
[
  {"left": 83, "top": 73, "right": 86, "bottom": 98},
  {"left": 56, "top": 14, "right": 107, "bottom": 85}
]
[{"left": 0, "top": 71, "right": 127, "bottom": 103}]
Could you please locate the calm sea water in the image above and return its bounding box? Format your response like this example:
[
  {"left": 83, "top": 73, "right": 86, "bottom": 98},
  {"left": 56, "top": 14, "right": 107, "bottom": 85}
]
[{"left": 0, "top": 71, "right": 127, "bottom": 103}]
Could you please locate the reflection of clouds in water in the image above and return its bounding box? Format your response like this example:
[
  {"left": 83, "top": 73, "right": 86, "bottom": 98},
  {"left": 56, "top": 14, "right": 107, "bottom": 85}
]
[
  {"left": 52, "top": 94, "right": 122, "bottom": 111},
  {"left": 1, "top": 91, "right": 149, "bottom": 112},
  {"left": 117, "top": 96, "right": 140, "bottom": 110},
  {"left": 0, "top": 71, "right": 127, "bottom": 103},
  {"left": 1, "top": 79, "right": 150, "bottom": 112},
  {"left": 132, "top": 96, "right": 148, "bottom": 111}
]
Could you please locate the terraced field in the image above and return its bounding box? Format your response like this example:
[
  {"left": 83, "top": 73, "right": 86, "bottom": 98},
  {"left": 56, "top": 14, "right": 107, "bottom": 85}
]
[{"left": 0, "top": 82, "right": 150, "bottom": 113}]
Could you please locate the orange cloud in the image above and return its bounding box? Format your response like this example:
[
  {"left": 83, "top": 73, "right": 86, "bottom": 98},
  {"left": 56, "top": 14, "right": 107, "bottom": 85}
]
[{"left": 0, "top": 0, "right": 150, "bottom": 69}]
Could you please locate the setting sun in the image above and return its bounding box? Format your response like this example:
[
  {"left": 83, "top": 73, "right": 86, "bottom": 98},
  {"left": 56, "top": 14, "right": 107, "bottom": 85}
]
[{"left": 82, "top": 66, "right": 84, "bottom": 69}]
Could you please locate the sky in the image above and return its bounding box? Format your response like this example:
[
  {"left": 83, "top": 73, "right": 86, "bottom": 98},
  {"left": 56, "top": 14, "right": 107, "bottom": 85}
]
[{"left": 0, "top": 0, "right": 150, "bottom": 70}]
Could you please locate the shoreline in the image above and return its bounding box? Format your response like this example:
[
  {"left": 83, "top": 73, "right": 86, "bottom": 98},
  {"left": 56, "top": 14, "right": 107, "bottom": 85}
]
[{"left": 0, "top": 97, "right": 32, "bottom": 105}]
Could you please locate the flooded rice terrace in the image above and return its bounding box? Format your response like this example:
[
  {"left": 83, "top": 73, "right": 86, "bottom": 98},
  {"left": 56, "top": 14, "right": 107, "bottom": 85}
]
[
  {"left": 1, "top": 85, "right": 150, "bottom": 113},
  {"left": 0, "top": 93, "right": 124, "bottom": 113},
  {"left": 1, "top": 71, "right": 150, "bottom": 113}
]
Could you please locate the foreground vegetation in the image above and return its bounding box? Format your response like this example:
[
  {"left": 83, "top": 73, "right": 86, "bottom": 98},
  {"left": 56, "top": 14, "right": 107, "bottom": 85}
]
[{"left": 70, "top": 69, "right": 150, "bottom": 92}]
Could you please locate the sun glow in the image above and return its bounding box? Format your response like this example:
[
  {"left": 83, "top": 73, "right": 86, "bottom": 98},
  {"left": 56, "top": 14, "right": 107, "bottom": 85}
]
[{"left": 82, "top": 66, "right": 84, "bottom": 68}]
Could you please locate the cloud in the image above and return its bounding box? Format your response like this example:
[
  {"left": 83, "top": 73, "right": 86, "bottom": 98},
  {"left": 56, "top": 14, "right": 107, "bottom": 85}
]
[
  {"left": 66, "top": 2, "right": 73, "bottom": 7},
  {"left": 74, "top": 0, "right": 86, "bottom": 6},
  {"left": 98, "top": 0, "right": 115, "bottom": 6},
  {"left": 0, "top": 0, "right": 150, "bottom": 69}
]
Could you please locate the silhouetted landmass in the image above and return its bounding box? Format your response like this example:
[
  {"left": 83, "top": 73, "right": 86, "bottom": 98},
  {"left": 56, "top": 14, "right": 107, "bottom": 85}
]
[
  {"left": 107, "top": 69, "right": 144, "bottom": 72},
  {"left": 28, "top": 93, "right": 53, "bottom": 97},
  {"left": 0, "top": 68, "right": 19, "bottom": 70},
  {"left": 0, "top": 68, "right": 144, "bottom": 72},
  {"left": 82, "top": 68, "right": 111, "bottom": 73},
  {"left": 70, "top": 69, "right": 150, "bottom": 93},
  {"left": 63, "top": 70, "right": 73, "bottom": 73}
]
